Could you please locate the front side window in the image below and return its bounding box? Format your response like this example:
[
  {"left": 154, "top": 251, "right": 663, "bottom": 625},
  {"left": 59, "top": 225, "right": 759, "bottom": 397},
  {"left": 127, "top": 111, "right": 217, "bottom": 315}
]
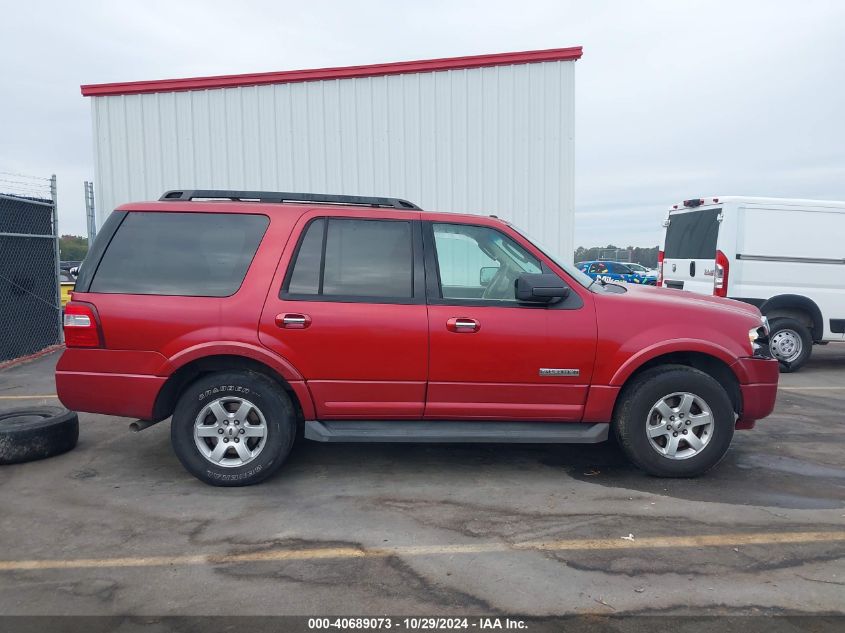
[
  {"left": 89, "top": 212, "right": 268, "bottom": 297},
  {"left": 285, "top": 218, "right": 413, "bottom": 300},
  {"left": 432, "top": 223, "right": 542, "bottom": 302}
]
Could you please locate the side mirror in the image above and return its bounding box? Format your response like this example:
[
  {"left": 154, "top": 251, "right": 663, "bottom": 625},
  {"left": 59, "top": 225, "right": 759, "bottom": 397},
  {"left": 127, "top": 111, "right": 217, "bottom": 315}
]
[
  {"left": 479, "top": 266, "right": 498, "bottom": 287},
  {"left": 515, "top": 273, "right": 570, "bottom": 304}
]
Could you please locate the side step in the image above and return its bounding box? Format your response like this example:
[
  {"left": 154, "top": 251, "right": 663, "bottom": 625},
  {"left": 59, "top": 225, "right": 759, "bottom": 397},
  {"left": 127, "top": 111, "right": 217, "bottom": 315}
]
[{"left": 304, "top": 420, "right": 609, "bottom": 444}]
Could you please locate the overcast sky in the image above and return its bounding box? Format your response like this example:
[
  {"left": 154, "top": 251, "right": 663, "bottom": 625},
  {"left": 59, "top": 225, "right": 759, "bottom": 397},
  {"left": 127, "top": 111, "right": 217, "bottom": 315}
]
[{"left": 1, "top": 0, "right": 843, "bottom": 247}]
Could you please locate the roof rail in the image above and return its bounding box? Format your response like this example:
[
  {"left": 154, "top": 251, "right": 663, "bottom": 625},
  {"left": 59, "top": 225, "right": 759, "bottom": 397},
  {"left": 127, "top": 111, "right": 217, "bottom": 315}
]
[{"left": 159, "top": 190, "right": 421, "bottom": 210}]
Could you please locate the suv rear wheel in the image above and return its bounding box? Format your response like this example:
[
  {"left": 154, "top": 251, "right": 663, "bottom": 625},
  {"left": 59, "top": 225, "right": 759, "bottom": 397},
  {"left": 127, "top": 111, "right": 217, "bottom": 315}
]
[
  {"left": 768, "top": 317, "right": 813, "bottom": 372},
  {"left": 613, "top": 365, "right": 734, "bottom": 477},
  {"left": 171, "top": 371, "right": 295, "bottom": 486}
]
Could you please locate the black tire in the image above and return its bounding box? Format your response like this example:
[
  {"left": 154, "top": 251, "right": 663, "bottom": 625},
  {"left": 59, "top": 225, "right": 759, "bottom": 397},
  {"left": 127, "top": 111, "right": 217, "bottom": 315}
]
[
  {"left": 0, "top": 407, "right": 79, "bottom": 465},
  {"left": 613, "top": 365, "right": 735, "bottom": 477},
  {"left": 171, "top": 371, "right": 296, "bottom": 486},
  {"left": 768, "top": 317, "right": 813, "bottom": 373}
]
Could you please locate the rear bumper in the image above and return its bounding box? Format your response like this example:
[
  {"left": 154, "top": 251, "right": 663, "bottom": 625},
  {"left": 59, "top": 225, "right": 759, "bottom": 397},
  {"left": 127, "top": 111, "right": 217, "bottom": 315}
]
[
  {"left": 56, "top": 370, "right": 166, "bottom": 420},
  {"left": 55, "top": 348, "right": 169, "bottom": 419},
  {"left": 732, "top": 356, "right": 779, "bottom": 428}
]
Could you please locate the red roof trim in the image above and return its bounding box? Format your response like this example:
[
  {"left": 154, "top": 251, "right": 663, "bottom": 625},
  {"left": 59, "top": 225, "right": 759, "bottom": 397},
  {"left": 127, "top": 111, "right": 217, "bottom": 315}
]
[{"left": 81, "top": 46, "right": 582, "bottom": 97}]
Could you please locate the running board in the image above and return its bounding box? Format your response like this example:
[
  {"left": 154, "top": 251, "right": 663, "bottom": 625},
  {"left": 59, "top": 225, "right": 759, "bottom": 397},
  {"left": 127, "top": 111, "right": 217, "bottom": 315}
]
[{"left": 304, "top": 420, "right": 609, "bottom": 444}]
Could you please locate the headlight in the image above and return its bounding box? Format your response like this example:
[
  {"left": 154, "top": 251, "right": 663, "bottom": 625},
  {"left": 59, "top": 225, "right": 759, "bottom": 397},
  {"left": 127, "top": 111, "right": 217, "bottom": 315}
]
[
  {"left": 748, "top": 316, "right": 771, "bottom": 357},
  {"left": 749, "top": 327, "right": 760, "bottom": 346}
]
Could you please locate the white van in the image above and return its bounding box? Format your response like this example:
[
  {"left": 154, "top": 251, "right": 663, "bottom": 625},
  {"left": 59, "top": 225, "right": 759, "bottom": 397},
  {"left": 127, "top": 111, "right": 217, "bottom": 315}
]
[{"left": 658, "top": 197, "right": 845, "bottom": 371}]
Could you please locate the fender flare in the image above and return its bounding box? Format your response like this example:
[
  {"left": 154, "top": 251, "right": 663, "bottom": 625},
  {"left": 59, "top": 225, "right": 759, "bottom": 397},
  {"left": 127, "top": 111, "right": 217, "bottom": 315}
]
[
  {"left": 608, "top": 338, "right": 740, "bottom": 386},
  {"left": 759, "top": 294, "right": 824, "bottom": 341},
  {"left": 161, "top": 342, "right": 304, "bottom": 381}
]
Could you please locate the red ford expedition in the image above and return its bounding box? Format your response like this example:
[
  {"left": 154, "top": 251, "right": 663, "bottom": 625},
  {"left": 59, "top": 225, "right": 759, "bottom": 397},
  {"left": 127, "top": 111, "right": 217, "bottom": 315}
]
[{"left": 56, "top": 190, "right": 779, "bottom": 486}]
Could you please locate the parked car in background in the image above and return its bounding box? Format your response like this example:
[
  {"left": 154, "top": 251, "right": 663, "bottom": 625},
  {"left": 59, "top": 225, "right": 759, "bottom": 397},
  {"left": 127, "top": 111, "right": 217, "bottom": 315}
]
[
  {"left": 57, "top": 190, "right": 777, "bottom": 486},
  {"left": 626, "top": 262, "right": 658, "bottom": 276},
  {"left": 577, "top": 260, "right": 658, "bottom": 285},
  {"left": 59, "top": 270, "right": 75, "bottom": 309},
  {"left": 658, "top": 197, "right": 845, "bottom": 372}
]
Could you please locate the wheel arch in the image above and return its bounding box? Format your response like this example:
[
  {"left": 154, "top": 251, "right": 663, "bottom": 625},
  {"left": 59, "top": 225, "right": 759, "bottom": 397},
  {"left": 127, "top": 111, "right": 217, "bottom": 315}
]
[
  {"left": 152, "top": 354, "right": 313, "bottom": 423},
  {"left": 760, "top": 294, "right": 824, "bottom": 342},
  {"left": 613, "top": 351, "right": 742, "bottom": 417}
]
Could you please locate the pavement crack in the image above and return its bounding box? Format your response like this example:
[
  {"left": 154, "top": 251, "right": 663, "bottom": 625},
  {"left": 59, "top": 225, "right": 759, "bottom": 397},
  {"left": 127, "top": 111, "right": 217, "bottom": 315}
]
[{"left": 797, "top": 574, "right": 845, "bottom": 586}]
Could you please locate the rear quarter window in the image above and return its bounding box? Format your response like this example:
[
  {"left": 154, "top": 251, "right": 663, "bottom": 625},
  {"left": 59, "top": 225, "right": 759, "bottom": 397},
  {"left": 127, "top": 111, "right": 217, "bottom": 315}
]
[{"left": 89, "top": 212, "right": 269, "bottom": 296}]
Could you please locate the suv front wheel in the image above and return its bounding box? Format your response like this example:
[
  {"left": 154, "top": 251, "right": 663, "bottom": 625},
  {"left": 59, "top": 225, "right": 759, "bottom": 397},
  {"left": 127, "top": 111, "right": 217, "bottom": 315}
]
[
  {"left": 171, "top": 371, "right": 296, "bottom": 486},
  {"left": 613, "top": 365, "right": 735, "bottom": 477}
]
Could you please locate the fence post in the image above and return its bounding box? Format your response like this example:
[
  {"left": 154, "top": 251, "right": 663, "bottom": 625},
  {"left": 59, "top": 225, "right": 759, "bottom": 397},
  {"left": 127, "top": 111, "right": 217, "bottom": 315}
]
[
  {"left": 50, "top": 174, "right": 63, "bottom": 343},
  {"left": 84, "top": 181, "right": 97, "bottom": 246}
]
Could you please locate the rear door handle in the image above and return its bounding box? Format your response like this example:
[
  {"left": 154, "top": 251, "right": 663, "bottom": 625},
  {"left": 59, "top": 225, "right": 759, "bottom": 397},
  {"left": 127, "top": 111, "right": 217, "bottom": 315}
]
[
  {"left": 446, "top": 317, "right": 480, "bottom": 333},
  {"left": 275, "top": 313, "right": 311, "bottom": 329}
]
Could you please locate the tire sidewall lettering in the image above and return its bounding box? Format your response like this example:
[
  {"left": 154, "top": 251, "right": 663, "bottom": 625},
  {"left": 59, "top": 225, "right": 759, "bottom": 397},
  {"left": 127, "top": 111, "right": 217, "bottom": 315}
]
[{"left": 198, "top": 386, "right": 251, "bottom": 402}]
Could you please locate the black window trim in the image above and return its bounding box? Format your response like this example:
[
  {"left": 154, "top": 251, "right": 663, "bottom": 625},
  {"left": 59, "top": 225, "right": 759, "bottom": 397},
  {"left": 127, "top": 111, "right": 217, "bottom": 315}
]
[
  {"left": 73, "top": 210, "right": 127, "bottom": 293},
  {"left": 421, "top": 220, "right": 583, "bottom": 310},
  {"left": 280, "top": 216, "right": 425, "bottom": 305}
]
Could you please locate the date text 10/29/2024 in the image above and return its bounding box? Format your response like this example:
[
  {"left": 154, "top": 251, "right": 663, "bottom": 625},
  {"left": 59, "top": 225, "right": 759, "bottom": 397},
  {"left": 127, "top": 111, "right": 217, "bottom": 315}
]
[{"left": 308, "top": 618, "right": 528, "bottom": 630}]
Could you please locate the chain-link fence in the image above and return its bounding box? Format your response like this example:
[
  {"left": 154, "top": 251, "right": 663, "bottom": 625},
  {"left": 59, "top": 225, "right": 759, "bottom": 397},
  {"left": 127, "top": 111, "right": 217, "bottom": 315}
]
[
  {"left": 598, "top": 248, "right": 632, "bottom": 262},
  {"left": 0, "top": 174, "right": 62, "bottom": 363}
]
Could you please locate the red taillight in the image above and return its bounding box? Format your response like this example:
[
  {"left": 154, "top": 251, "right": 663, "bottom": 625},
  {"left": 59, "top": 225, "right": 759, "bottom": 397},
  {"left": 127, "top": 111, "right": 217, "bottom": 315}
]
[
  {"left": 714, "top": 250, "right": 729, "bottom": 297},
  {"left": 63, "top": 302, "right": 102, "bottom": 348},
  {"left": 656, "top": 250, "right": 664, "bottom": 287}
]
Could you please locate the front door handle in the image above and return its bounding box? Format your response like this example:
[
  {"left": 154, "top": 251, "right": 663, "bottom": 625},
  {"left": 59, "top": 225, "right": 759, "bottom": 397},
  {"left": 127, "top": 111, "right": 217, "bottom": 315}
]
[
  {"left": 275, "top": 313, "right": 311, "bottom": 329},
  {"left": 446, "top": 317, "right": 480, "bottom": 333}
]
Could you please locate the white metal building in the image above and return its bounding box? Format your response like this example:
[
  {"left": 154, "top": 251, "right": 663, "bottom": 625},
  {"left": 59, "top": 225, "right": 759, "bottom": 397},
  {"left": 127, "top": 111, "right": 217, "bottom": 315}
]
[{"left": 81, "top": 47, "right": 581, "bottom": 260}]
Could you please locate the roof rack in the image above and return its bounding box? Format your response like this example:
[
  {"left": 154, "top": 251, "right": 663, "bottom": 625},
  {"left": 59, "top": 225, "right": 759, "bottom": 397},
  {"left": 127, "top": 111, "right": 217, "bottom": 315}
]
[{"left": 159, "top": 190, "right": 421, "bottom": 210}]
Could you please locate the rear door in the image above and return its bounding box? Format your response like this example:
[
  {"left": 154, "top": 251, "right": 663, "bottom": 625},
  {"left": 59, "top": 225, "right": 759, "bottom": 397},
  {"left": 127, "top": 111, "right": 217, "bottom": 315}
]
[
  {"left": 259, "top": 210, "right": 429, "bottom": 419},
  {"left": 661, "top": 207, "right": 722, "bottom": 295}
]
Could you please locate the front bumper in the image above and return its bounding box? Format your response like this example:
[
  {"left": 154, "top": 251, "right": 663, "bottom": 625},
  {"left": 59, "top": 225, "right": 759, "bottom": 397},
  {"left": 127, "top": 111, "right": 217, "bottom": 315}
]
[{"left": 731, "top": 356, "right": 779, "bottom": 428}]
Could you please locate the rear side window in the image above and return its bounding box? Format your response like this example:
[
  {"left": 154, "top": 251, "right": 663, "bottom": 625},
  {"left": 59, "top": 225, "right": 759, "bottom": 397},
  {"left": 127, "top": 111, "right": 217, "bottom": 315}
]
[
  {"left": 664, "top": 208, "right": 721, "bottom": 259},
  {"left": 284, "top": 218, "right": 413, "bottom": 300},
  {"left": 90, "top": 212, "right": 268, "bottom": 296}
]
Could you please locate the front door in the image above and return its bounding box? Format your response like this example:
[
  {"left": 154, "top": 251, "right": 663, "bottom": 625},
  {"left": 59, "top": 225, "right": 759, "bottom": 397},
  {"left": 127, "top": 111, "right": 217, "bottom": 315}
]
[
  {"left": 423, "top": 221, "right": 597, "bottom": 421},
  {"left": 259, "top": 211, "right": 428, "bottom": 419}
]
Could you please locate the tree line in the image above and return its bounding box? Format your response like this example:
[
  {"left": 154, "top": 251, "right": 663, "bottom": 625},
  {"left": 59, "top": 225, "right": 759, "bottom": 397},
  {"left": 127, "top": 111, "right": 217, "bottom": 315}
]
[{"left": 59, "top": 235, "right": 88, "bottom": 261}]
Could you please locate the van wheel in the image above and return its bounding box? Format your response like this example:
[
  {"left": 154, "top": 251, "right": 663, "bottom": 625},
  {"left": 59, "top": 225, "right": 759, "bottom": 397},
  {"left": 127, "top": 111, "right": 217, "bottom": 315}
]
[
  {"left": 613, "top": 365, "right": 734, "bottom": 477},
  {"left": 171, "top": 371, "right": 295, "bottom": 486},
  {"left": 768, "top": 317, "right": 812, "bottom": 372}
]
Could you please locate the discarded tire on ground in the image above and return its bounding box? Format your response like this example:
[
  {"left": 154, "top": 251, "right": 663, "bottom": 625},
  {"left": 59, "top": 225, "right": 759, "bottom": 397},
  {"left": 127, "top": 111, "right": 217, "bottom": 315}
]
[{"left": 0, "top": 407, "right": 79, "bottom": 465}]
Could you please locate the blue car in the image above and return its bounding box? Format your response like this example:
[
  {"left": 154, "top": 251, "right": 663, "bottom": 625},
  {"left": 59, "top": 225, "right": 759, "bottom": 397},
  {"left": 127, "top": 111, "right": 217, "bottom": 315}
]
[{"left": 577, "top": 260, "right": 657, "bottom": 285}]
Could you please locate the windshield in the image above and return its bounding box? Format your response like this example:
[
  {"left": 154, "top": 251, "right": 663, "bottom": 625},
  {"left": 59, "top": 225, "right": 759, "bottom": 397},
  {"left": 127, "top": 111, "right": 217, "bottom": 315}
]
[
  {"left": 664, "top": 208, "right": 721, "bottom": 259},
  {"left": 510, "top": 224, "right": 594, "bottom": 288}
]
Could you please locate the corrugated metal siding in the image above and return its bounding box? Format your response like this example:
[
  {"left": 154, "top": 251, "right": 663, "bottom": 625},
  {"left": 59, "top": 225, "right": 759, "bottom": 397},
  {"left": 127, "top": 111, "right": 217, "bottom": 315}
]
[{"left": 91, "top": 60, "right": 576, "bottom": 261}]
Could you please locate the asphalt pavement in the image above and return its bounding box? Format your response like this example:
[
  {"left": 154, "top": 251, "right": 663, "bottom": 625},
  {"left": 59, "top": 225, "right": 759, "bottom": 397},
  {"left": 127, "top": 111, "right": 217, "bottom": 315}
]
[{"left": 0, "top": 346, "right": 843, "bottom": 618}]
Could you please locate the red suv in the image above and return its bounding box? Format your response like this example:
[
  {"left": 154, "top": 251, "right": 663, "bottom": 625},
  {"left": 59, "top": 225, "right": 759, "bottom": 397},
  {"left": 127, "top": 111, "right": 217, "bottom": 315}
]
[{"left": 56, "top": 190, "right": 779, "bottom": 486}]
